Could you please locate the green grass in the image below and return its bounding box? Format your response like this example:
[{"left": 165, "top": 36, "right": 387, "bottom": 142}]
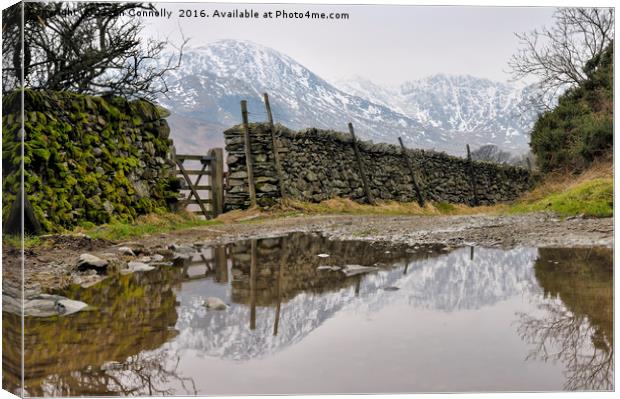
[
  {"left": 2, "top": 212, "right": 223, "bottom": 248},
  {"left": 275, "top": 197, "right": 503, "bottom": 217},
  {"left": 2, "top": 234, "right": 41, "bottom": 249},
  {"left": 507, "top": 178, "right": 613, "bottom": 218},
  {"left": 80, "top": 212, "right": 223, "bottom": 241}
]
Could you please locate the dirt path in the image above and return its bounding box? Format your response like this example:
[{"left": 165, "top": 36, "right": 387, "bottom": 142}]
[{"left": 2, "top": 212, "right": 613, "bottom": 293}]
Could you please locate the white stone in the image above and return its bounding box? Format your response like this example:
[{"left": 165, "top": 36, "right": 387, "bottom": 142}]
[
  {"left": 77, "top": 254, "right": 108, "bottom": 269},
  {"left": 204, "top": 297, "right": 227, "bottom": 310},
  {"left": 118, "top": 246, "right": 136, "bottom": 256},
  {"left": 127, "top": 261, "right": 155, "bottom": 272}
]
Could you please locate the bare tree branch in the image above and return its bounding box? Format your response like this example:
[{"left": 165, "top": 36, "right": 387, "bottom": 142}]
[
  {"left": 2, "top": 2, "right": 187, "bottom": 100},
  {"left": 509, "top": 8, "right": 614, "bottom": 109}
]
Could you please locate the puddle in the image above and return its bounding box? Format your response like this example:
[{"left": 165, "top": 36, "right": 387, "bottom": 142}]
[{"left": 2, "top": 233, "right": 613, "bottom": 395}]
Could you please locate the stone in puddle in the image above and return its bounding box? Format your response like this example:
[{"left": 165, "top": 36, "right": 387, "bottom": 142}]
[
  {"left": 150, "top": 261, "right": 174, "bottom": 267},
  {"left": 169, "top": 243, "right": 196, "bottom": 254},
  {"left": 341, "top": 264, "right": 379, "bottom": 277},
  {"left": 118, "top": 246, "right": 136, "bottom": 256},
  {"left": 126, "top": 261, "right": 155, "bottom": 272},
  {"left": 77, "top": 254, "right": 108, "bottom": 271},
  {"left": 204, "top": 297, "right": 227, "bottom": 310},
  {"left": 317, "top": 265, "right": 341, "bottom": 271},
  {"left": 22, "top": 294, "right": 88, "bottom": 317}
]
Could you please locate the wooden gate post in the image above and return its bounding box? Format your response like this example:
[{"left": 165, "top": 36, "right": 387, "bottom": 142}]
[
  {"left": 348, "top": 123, "right": 375, "bottom": 205},
  {"left": 466, "top": 144, "right": 479, "bottom": 206},
  {"left": 209, "top": 148, "right": 224, "bottom": 216},
  {"left": 398, "top": 137, "right": 425, "bottom": 207},
  {"left": 263, "top": 93, "right": 287, "bottom": 199},
  {"left": 241, "top": 100, "right": 257, "bottom": 207}
]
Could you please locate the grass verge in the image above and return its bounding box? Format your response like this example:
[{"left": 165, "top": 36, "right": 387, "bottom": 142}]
[
  {"left": 2, "top": 212, "right": 223, "bottom": 248},
  {"left": 504, "top": 160, "right": 613, "bottom": 218},
  {"left": 2, "top": 234, "right": 42, "bottom": 249},
  {"left": 277, "top": 197, "right": 496, "bottom": 216},
  {"left": 77, "top": 212, "right": 223, "bottom": 241},
  {"left": 506, "top": 177, "right": 613, "bottom": 218}
]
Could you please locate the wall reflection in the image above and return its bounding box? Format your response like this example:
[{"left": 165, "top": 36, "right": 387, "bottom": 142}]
[{"left": 2, "top": 268, "right": 194, "bottom": 396}]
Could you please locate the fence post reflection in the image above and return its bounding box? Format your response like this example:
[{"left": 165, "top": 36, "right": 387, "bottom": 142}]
[
  {"left": 249, "top": 239, "right": 257, "bottom": 330},
  {"left": 214, "top": 246, "right": 227, "bottom": 283},
  {"left": 273, "top": 251, "right": 286, "bottom": 336}
]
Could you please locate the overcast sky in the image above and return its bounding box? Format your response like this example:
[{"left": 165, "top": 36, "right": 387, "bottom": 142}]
[{"left": 142, "top": 3, "right": 557, "bottom": 85}]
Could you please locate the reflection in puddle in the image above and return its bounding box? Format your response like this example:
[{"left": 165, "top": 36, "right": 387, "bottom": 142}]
[
  {"left": 516, "top": 248, "right": 613, "bottom": 391},
  {"left": 2, "top": 233, "right": 613, "bottom": 395}
]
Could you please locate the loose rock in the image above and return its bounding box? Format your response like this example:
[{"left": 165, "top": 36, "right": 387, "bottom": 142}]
[
  {"left": 117, "top": 246, "right": 136, "bottom": 256},
  {"left": 125, "top": 261, "right": 155, "bottom": 273},
  {"left": 77, "top": 254, "right": 108, "bottom": 272},
  {"left": 204, "top": 297, "right": 227, "bottom": 310},
  {"left": 17, "top": 294, "right": 89, "bottom": 317}
]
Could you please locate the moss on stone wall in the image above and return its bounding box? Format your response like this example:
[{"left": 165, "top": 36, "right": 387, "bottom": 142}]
[{"left": 2, "top": 90, "right": 180, "bottom": 232}]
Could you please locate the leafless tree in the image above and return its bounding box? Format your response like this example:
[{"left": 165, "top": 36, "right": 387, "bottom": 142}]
[
  {"left": 32, "top": 350, "right": 198, "bottom": 397},
  {"left": 2, "top": 2, "right": 187, "bottom": 100},
  {"left": 509, "top": 8, "right": 614, "bottom": 108},
  {"left": 516, "top": 301, "right": 614, "bottom": 391},
  {"left": 470, "top": 144, "right": 513, "bottom": 164}
]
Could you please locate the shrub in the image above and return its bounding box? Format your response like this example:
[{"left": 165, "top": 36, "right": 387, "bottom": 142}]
[{"left": 530, "top": 44, "right": 613, "bottom": 173}]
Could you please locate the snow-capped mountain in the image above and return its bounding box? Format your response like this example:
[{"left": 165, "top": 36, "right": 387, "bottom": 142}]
[
  {"left": 336, "top": 74, "right": 540, "bottom": 152},
  {"left": 160, "top": 40, "right": 538, "bottom": 155}
]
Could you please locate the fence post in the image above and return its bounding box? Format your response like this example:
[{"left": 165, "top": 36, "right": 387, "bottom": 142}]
[
  {"left": 466, "top": 144, "right": 478, "bottom": 206},
  {"left": 209, "top": 148, "right": 224, "bottom": 216},
  {"left": 240, "top": 100, "right": 257, "bottom": 207},
  {"left": 348, "top": 123, "right": 375, "bottom": 205},
  {"left": 263, "top": 93, "right": 287, "bottom": 199},
  {"left": 398, "top": 137, "right": 425, "bottom": 207}
]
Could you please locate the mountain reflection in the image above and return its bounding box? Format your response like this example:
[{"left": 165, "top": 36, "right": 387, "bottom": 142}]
[
  {"left": 516, "top": 248, "right": 613, "bottom": 391},
  {"left": 174, "top": 239, "right": 541, "bottom": 360},
  {"left": 174, "top": 234, "right": 432, "bottom": 360}
]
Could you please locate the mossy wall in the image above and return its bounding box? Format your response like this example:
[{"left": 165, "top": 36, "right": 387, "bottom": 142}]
[{"left": 2, "top": 90, "right": 180, "bottom": 232}]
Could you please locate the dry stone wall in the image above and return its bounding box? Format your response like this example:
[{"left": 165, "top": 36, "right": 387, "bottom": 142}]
[
  {"left": 2, "top": 90, "right": 180, "bottom": 232},
  {"left": 224, "top": 123, "right": 533, "bottom": 210}
]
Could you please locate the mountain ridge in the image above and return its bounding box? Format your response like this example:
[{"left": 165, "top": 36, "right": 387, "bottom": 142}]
[{"left": 159, "top": 40, "right": 537, "bottom": 155}]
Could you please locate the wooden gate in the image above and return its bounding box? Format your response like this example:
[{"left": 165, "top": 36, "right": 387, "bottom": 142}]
[{"left": 173, "top": 147, "right": 224, "bottom": 219}]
